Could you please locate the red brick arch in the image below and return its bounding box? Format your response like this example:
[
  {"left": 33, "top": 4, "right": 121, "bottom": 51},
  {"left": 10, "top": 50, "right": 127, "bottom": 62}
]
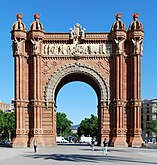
[{"left": 11, "top": 13, "right": 144, "bottom": 147}]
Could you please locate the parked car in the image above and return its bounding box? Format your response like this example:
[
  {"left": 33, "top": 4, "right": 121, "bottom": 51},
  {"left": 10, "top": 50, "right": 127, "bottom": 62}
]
[
  {"left": 0, "top": 140, "right": 11, "bottom": 147},
  {"left": 56, "top": 136, "right": 68, "bottom": 143},
  {"left": 79, "top": 136, "right": 92, "bottom": 143}
]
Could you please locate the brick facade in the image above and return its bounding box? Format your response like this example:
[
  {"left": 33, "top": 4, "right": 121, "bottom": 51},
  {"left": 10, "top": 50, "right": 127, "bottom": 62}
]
[{"left": 0, "top": 102, "right": 10, "bottom": 111}]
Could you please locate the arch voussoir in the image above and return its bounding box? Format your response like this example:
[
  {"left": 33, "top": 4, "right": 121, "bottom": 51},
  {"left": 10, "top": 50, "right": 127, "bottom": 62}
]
[{"left": 45, "top": 62, "right": 110, "bottom": 104}]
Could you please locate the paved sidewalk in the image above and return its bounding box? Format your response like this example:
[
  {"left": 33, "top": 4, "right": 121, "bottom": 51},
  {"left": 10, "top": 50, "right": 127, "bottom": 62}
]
[{"left": 0, "top": 144, "right": 157, "bottom": 165}]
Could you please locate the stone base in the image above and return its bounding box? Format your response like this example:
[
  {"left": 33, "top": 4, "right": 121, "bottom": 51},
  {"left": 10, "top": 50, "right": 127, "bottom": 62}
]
[
  {"left": 12, "top": 136, "right": 28, "bottom": 148},
  {"left": 128, "top": 136, "right": 144, "bottom": 147},
  {"left": 12, "top": 135, "right": 57, "bottom": 148},
  {"left": 110, "top": 136, "right": 128, "bottom": 147},
  {"left": 29, "top": 135, "right": 56, "bottom": 147},
  {"left": 100, "top": 136, "right": 110, "bottom": 146}
]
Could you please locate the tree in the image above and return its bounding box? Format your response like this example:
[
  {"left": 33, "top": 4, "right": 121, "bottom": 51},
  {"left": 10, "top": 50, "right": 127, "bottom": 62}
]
[
  {"left": 4, "top": 111, "right": 15, "bottom": 139},
  {"left": 77, "top": 114, "right": 98, "bottom": 138},
  {"left": 0, "top": 110, "right": 5, "bottom": 134},
  {"left": 56, "top": 112, "right": 73, "bottom": 138},
  {"left": 0, "top": 110, "right": 15, "bottom": 140},
  {"left": 149, "top": 120, "right": 157, "bottom": 136}
]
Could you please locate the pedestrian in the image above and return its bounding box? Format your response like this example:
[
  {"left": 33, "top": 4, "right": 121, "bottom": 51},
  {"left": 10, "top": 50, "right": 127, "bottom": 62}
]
[
  {"left": 33, "top": 138, "right": 37, "bottom": 153},
  {"left": 91, "top": 138, "right": 95, "bottom": 151},
  {"left": 103, "top": 138, "right": 108, "bottom": 155}
]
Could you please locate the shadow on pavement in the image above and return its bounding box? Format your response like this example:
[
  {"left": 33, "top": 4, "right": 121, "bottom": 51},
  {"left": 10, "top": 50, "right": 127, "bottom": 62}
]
[
  {"left": 24, "top": 153, "right": 157, "bottom": 164},
  {"left": 56, "top": 143, "right": 90, "bottom": 146}
]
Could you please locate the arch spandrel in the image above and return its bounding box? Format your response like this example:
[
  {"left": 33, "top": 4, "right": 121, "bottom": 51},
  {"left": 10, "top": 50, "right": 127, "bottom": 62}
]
[{"left": 45, "top": 62, "right": 110, "bottom": 105}]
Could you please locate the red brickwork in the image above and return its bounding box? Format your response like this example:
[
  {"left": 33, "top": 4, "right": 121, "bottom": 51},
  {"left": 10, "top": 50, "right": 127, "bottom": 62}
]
[{"left": 11, "top": 13, "right": 144, "bottom": 147}]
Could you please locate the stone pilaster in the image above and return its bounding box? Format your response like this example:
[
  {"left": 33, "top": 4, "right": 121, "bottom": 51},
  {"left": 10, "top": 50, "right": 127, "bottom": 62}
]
[
  {"left": 110, "top": 13, "right": 128, "bottom": 147},
  {"left": 27, "top": 14, "right": 44, "bottom": 145},
  {"left": 110, "top": 100, "right": 127, "bottom": 147},
  {"left": 41, "top": 101, "right": 56, "bottom": 146},
  {"left": 98, "top": 101, "right": 110, "bottom": 146},
  {"left": 11, "top": 14, "right": 29, "bottom": 147},
  {"left": 127, "top": 13, "right": 144, "bottom": 147}
]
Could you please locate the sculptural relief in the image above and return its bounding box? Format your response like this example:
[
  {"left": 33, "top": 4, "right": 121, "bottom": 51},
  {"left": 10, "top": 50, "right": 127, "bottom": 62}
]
[
  {"left": 114, "top": 38, "right": 125, "bottom": 54},
  {"left": 132, "top": 38, "right": 143, "bottom": 54},
  {"left": 31, "top": 39, "right": 41, "bottom": 54},
  {"left": 43, "top": 43, "right": 112, "bottom": 56},
  {"left": 12, "top": 38, "right": 22, "bottom": 54},
  {"left": 42, "top": 23, "right": 112, "bottom": 56},
  {"left": 69, "top": 23, "right": 86, "bottom": 44}
]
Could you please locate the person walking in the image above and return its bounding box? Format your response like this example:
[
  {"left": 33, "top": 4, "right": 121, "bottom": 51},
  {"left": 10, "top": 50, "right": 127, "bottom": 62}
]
[
  {"left": 103, "top": 138, "right": 108, "bottom": 155},
  {"left": 91, "top": 138, "right": 95, "bottom": 151},
  {"left": 33, "top": 138, "right": 37, "bottom": 153}
]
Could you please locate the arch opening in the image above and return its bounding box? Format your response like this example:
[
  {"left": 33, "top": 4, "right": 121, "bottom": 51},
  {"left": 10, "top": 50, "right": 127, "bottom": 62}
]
[
  {"left": 54, "top": 75, "right": 104, "bottom": 144},
  {"left": 56, "top": 81, "right": 98, "bottom": 127},
  {"left": 55, "top": 73, "right": 101, "bottom": 103}
]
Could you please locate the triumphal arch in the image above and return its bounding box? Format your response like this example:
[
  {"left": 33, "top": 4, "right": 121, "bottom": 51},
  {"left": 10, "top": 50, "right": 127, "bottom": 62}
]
[{"left": 11, "top": 13, "right": 144, "bottom": 147}]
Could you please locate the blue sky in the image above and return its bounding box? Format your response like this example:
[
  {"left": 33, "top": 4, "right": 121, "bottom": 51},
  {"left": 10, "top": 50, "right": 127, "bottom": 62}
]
[{"left": 0, "top": 0, "right": 157, "bottom": 125}]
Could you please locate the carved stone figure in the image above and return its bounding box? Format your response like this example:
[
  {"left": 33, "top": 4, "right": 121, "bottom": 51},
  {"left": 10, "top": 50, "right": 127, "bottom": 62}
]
[
  {"left": 61, "top": 44, "right": 68, "bottom": 55},
  {"left": 90, "top": 44, "right": 100, "bottom": 54},
  {"left": 74, "top": 23, "right": 80, "bottom": 38},
  {"left": 69, "top": 28, "right": 74, "bottom": 39},
  {"left": 31, "top": 39, "right": 40, "bottom": 54},
  {"left": 43, "top": 44, "right": 47, "bottom": 54},
  {"left": 99, "top": 44, "right": 108, "bottom": 54},
  {"left": 114, "top": 38, "right": 125, "bottom": 54},
  {"left": 132, "top": 38, "right": 143, "bottom": 54},
  {"left": 80, "top": 28, "right": 86, "bottom": 39},
  {"left": 106, "top": 44, "right": 112, "bottom": 55},
  {"left": 69, "top": 23, "right": 86, "bottom": 44},
  {"left": 12, "top": 38, "right": 21, "bottom": 54}
]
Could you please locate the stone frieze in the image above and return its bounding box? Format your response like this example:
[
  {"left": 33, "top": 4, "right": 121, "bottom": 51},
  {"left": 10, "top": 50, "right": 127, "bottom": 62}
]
[{"left": 43, "top": 43, "right": 112, "bottom": 56}]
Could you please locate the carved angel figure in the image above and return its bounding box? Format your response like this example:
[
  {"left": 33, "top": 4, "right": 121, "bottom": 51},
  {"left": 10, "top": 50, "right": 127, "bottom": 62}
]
[
  {"left": 132, "top": 38, "right": 143, "bottom": 54},
  {"left": 114, "top": 38, "right": 125, "bottom": 54},
  {"left": 31, "top": 39, "right": 41, "bottom": 54},
  {"left": 12, "top": 38, "right": 21, "bottom": 54}
]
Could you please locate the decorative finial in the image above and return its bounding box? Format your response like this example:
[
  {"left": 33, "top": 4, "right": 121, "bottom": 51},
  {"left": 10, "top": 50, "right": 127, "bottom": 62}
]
[
  {"left": 16, "top": 13, "right": 23, "bottom": 21},
  {"left": 115, "top": 13, "right": 122, "bottom": 21},
  {"left": 132, "top": 13, "right": 140, "bottom": 20},
  {"left": 34, "top": 14, "right": 40, "bottom": 20}
]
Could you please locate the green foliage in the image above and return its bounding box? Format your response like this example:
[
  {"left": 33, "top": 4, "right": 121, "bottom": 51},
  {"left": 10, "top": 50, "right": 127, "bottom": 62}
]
[
  {"left": 149, "top": 120, "right": 157, "bottom": 135},
  {"left": 77, "top": 114, "right": 98, "bottom": 137},
  {"left": 0, "top": 110, "right": 15, "bottom": 140},
  {"left": 0, "top": 110, "right": 5, "bottom": 133},
  {"left": 56, "top": 112, "right": 73, "bottom": 138}
]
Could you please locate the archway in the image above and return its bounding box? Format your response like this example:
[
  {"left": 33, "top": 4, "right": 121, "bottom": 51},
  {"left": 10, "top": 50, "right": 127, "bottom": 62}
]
[
  {"left": 11, "top": 13, "right": 144, "bottom": 147},
  {"left": 45, "top": 62, "right": 110, "bottom": 145}
]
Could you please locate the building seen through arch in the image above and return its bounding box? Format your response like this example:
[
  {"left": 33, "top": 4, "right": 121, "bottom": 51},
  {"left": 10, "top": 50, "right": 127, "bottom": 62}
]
[{"left": 11, "top": 13, "right": 144, "bottom": 147}]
